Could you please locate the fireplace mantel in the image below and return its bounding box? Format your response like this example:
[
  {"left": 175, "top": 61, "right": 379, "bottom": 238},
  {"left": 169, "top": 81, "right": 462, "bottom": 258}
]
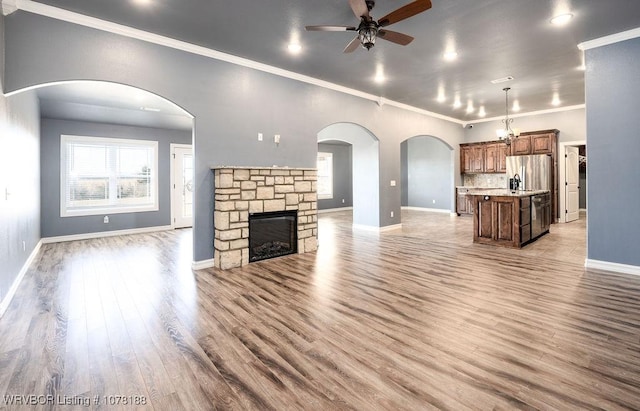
[{"left": 212, "top": 166, "right": 318, "bottom": 270}]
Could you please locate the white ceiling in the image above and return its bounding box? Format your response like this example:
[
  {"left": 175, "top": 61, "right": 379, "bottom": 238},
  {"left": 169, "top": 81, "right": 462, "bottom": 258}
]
[{"left": 26, "top": 0, "right": 640, "bottom": 127}]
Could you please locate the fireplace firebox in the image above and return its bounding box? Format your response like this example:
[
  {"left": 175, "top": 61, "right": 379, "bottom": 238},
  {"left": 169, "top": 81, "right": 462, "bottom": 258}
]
[{"left": 249, "top": 210, "right": 298, "bottom": 262}]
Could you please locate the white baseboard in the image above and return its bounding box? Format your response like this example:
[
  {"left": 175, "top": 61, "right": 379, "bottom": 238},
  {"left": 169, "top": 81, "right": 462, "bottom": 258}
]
[
  {"left": 402, "top": 206, "right": 452, "bottom": 214},
  {"left": 0, "top": 239, "right": 43, "bottom": 318},
  {"left": 318, "top": 207, "right": 353, "bottom": 214},
  {"left": 192, "top": 258, "right": 215, "bottom": 270},
  {"left": 585, "top": 259, "right": 640, "bottom": 276},
  {"left": 352, "top": 223, "right": 402, "bottom": 232},
  {"left": 42, "top": 225, "right": 173, "bottom": 244}
]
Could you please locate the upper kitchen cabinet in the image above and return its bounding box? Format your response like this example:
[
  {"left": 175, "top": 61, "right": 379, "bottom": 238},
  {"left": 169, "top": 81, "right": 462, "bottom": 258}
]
[
  {"left": 510, "top": 130, "right": 558, "bottom": 156},
  {"left": 460, "top": 141, "right": 507, "bottom": 174},
  {"left": 460, "top": 144, "right": 484, "bottom": 173}
]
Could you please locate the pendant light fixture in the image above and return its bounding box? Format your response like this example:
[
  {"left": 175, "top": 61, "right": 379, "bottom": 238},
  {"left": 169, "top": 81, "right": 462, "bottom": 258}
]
[{"left": 496, "top": 87, "right": 520, "bottom": 145}]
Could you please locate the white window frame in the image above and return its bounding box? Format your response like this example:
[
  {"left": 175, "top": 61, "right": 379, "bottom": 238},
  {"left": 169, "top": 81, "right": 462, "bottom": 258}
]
[
  {"left": 317, "top": 151, "right": 334, "bottom": 200},
  {"left": 60, "top": 135, "right": 159, "bottom": 217}
]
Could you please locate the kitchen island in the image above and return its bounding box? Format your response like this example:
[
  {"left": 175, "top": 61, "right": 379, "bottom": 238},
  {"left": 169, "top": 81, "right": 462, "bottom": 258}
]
[{"left": 468, "top": 189, "right": 551, "bottom": 248}]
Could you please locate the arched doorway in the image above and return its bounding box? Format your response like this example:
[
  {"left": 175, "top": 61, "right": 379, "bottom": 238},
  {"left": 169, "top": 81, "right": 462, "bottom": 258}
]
[
  {"left": 317, "top": 123, "right": 380, "bottom": 228},
  {"left": 400, "top": 135, "right": 455, "bottom": 212},
  {"left": 14, "top": 80, "right": 195, "bottom": 238}
]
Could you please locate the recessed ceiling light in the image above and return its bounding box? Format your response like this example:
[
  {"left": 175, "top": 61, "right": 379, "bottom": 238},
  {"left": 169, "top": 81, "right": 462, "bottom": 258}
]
[
  {"left": 478, "top": 106, "right": 486, "bottom": 117},
  {"left": 287, "top": 43, "right": 302, "bottom": 54},
  {"left": 374, "top": 73, "right": 386, "bottom": 84},
  {"left": 443, "top": 51, "right": 458, "bottom": 61},
  {"left": 512, "top": 100, "right": 521, "bottom": 112},
  {"left": 466, "top": 101, "right": 474, "bottom": 114},
  {"left": 133, "top": 0, "right": 152, "bottom": 6},
  {"left": 453, "top": 97, "right": 462, "bottom": 109},
  {"left": 551, "top": 93, "right": 561, "bottom": 106},
  {"left": 550, "top": 13, "right": 573, "bottom": 26},
  {"left": 436, "top": 85, "right": 446, "bottom": 103}
]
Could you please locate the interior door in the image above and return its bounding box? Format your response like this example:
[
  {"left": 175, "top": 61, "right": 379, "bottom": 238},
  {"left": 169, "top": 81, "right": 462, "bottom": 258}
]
[
  {"left": 565, "top": 146, "right": 579, "bottom": 222},
  {"left": 172, "top": 145, "right": 193, "bottom": 228}
]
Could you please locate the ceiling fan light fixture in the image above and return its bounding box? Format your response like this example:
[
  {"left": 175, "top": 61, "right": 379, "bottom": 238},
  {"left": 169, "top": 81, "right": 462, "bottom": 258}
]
[{"left": 358, "top": 24, "right": 378, "bottom": 50}]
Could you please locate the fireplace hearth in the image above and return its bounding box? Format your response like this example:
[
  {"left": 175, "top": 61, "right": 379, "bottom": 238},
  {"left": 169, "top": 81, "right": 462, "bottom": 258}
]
[
  {"left": 249, "top": 210, "right": 297, "bottom": 262},
  {"left": 212, "top": 167, "right": 318, "bottom": 270}
]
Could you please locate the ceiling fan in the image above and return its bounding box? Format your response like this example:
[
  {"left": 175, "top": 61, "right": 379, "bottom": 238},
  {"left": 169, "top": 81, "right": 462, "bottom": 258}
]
[{"left": 305, "top": 0, "right": 432, "bottom": 53}]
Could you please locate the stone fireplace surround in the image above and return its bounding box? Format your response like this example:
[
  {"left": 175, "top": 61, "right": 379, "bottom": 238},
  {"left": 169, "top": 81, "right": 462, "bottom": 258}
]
[{"left": 212, "top": 167, "right": 318, "bottom": 269}]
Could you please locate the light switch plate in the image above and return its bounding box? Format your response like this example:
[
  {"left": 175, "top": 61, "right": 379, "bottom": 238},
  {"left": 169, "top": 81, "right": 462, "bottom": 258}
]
[{"left": 390, "top": 180, "right": 396, "bottom": 186}]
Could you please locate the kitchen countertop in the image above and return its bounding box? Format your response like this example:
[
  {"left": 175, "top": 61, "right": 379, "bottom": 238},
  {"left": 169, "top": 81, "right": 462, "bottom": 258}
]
[
  {"left": 456, "top": 186, "right": 503, "bottom": 190},
  {"left": 467, "top": 189, "right": 550, "bottom": 197}
]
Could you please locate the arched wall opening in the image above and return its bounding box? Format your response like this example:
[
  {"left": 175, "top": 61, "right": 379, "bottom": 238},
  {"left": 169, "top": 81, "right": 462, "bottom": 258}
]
[
  {"left": 400, "top": 135, "right": 455, "bottom": 212},
  {"left": 10, "top": 80, "right": 195, "bottom": 239},
  {"left": 317, "top": 123, "right": 380, "bottom": 227}
]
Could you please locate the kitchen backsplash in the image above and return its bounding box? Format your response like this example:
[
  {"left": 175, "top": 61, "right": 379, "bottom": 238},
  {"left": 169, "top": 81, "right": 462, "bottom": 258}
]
[{"left": 463, "top": 173, "right": 508, "bottom": 188}]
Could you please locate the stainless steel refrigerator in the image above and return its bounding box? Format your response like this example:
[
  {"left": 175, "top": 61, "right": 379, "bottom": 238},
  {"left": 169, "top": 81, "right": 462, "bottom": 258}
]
[{"left": 505, "top": 154, "right": 552, "bottom": 191}]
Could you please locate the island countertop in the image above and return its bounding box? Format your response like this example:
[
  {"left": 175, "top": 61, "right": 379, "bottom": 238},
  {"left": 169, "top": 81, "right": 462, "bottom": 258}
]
[{"left": 467, "top": 189, "right": 550, "bottom": 197}]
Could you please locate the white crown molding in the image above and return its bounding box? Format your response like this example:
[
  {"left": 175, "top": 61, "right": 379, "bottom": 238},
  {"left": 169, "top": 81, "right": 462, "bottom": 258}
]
[
  {"left": 585, "top": 259, "right": 640, "bottom": 276},
  {"left": 14, "top": 0, "right": 464, "bottom": 125},
  {"left": 578, "top": 27, "right": 640, "bottom": 51},
  {"left": 461, "top": 104, "right": 585, "bottom": 127},
  {"left": 1, "top": 0, "right": 18, "bottom": 16}
]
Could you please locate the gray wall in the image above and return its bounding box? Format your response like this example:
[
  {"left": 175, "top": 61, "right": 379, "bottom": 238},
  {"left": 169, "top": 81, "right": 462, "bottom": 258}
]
[
  {"left": 0, "top": 67, "right": 41, "bottom": 308},
  {"left": 40, "top": 118, "right": 192, "bottom": 237},
  {"left": 585, "top": 37, "right": 640, "bottom": 267},
  {"left": 317, "top": 142, "right": 352, "bottom": 210},
  {"left": 464, "top": 108, "right": 586, "bottom": 144},
  {"left": 401, "top": 136, "right": 453, "bottom": 210},
  {"left": 4, "top": 12, "right": 464, "bottom": 262}
]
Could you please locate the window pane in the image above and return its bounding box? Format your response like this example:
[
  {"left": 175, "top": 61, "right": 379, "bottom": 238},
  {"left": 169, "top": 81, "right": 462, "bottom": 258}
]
[
  {"left": 61, "top": 135, "right": 158, "bottom": 217},
  {"left": 317, "top": 152, "right": 333, "bottom": 199}
]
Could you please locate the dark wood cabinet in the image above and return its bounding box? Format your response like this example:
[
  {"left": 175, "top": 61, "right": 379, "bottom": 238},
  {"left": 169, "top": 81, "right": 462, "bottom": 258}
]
[
  {"left": 531, "top": 133, "right": 555, "bottom": 154},
  {"left": 510, "top": 136, "right": 531, "bottom": 155},
  {"left": 471, "top": 192, "right": 549, "bottom": 248},
  {"left": 460, "top": 141, "right": 508, "bottom": 174},
  {"left": 471, "top": 145, "right": 484, "bottom": 173},
  {"left": 497, "top": 144, "right": 509, "bottom": 173},
  {"left": 456, "top": 188, "right": 474, "bottom": 215},
  {"left": 460, "top": 146, "right": 473, "bottom": 174},
  {"left": 473, "top": 195, "right": 520, "bottom": 248},
  {"left": 484, "top": 144, "right": 498, "bottom": 173}
]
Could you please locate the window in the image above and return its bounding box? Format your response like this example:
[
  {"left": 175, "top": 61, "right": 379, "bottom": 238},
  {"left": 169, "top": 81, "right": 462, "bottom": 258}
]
[
  {"left": 317, "top": 152, "right": 333, "bottom": 200},
  {"left": 60, "top": 135, "right": 158, "bottom": 217}
]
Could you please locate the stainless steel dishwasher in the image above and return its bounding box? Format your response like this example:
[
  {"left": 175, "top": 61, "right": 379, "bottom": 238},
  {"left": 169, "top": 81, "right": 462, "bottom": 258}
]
[{"left": 531, "top": 194, "right": 545, "bottom": 238}]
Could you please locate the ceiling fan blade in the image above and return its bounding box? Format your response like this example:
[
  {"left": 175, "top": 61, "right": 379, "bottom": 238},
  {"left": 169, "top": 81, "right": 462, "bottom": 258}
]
[
  {"left": 377, "top": 0, "right": 432, "bottom": 27},
  {"left": 305, "top": 25, "right": 357, "bottom": 32},
  {"left": 349, "top": 0, "right": 370, "bottom": 19},
  {"left": 343, "top": 36, "right": 361, "bottom": 53},
  {"left": 378, "top": 29, "right": 414, "bottom": 46}
]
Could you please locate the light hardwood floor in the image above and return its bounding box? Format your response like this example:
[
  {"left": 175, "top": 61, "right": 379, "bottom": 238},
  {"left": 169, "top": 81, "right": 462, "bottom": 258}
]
[{"left": 2, "top": 210, "right": 640, "bottom": 410}]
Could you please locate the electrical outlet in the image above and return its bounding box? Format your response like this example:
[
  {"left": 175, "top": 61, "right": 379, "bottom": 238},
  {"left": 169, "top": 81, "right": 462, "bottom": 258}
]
[
  {"left": 390, "top": 180, "right": 396, "bottom": 187},
  {"left": 390, "top": 211, "right": 394, "bottom": 218},
  {"left": 258, "top": 132, "right": 263, "bottom": 141},
  {"left": 432, "top": 199, "right": 436, "bottom": 204},
  {"left": 342, "top": 199, "right": 345, "bottom": 204},
  {"left": 103, "top": 216, "right": 109, "bottom": 224}
]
